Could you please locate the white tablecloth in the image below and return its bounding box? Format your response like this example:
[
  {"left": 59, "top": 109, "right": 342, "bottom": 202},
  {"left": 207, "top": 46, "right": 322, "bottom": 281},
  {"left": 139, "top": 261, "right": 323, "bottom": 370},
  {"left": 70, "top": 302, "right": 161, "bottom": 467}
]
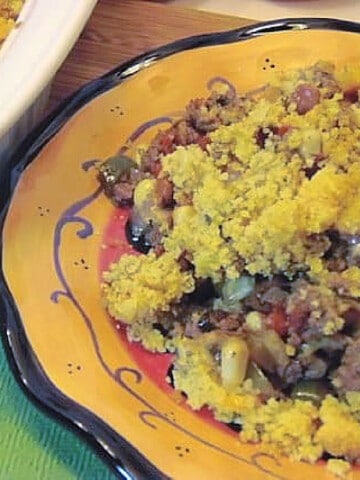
[{"left": 170, "top": 0, "right": 360, "bottom": 23}]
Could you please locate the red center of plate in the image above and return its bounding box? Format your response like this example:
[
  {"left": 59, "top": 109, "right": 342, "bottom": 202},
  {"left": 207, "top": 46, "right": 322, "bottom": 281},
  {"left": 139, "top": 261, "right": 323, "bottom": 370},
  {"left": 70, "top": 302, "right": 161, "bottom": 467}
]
[{"left": 99, "top": 207, "right": 237, "bottom": 436}]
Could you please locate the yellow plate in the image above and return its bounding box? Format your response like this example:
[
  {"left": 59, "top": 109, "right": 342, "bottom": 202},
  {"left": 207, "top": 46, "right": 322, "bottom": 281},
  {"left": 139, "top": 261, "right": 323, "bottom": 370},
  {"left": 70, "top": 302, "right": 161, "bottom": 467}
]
[{"left": 2, "top": 19, "right": 360, "bottom": 480}]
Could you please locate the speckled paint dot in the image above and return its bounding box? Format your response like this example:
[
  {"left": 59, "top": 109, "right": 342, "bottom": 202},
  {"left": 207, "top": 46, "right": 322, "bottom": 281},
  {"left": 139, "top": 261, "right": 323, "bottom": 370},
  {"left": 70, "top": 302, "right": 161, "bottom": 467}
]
[
  {"left": 67, "top": 363, "right": 82, "bottom": 375},
  {"left": 37, "top": 206, "right": 50, "bottom": 216},
  {"left": 74, "top": 258, "right": 90, "bottom": 270},
  {"left": 175, "top": 445, "right": 191, "bottom": 457}
]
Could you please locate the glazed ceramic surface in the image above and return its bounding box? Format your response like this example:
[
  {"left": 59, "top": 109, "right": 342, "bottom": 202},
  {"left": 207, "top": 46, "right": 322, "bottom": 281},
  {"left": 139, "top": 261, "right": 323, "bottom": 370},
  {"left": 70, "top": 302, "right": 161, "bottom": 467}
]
[
  {"left": 2, "top": 20, "right": 360, "bottom": 480},
  {"left": 0, "top": 0, "right": 97, "bottom": 164}
]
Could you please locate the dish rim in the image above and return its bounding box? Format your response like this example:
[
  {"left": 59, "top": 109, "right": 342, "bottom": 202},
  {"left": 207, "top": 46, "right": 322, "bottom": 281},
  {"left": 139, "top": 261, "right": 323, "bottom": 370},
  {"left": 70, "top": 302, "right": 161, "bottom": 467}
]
[
  {"left": 1, "top": 17, "right": 360, "bottom": 480},
  {"left": 0, "top": 0, "right": 98, "bottom": 139}
]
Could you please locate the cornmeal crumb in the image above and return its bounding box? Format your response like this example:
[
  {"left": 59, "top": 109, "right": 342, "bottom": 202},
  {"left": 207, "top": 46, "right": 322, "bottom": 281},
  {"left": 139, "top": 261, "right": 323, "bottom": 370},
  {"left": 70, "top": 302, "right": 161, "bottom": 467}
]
[{"left": 327, "top": 459, "right": 351, "bottom": 479}]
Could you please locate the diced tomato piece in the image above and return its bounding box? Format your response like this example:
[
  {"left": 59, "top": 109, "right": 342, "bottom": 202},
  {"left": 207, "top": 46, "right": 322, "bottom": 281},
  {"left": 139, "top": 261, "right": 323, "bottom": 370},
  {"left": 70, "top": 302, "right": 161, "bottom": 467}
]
[
  {"left": 256, "top": 125, "right": 291, "bottom": 148},
  {"left": 344, "top": 86, "right": 360, "bottom": 104},
  {"left": 197, "top": 135, "right": 211, "bottom": 151},
  {"left": 266, "top": 306, "right": 288, "bottom": 337},
  {"left": 154, "top": 244, "right": 165, "bottom": 258},
  {"left": 158, "top": 132, "right": 176, "bottom": 155},
  {"left": 314, "top": 153, "right": 325, "bottom": 162},
  {"left": 287, "top": 307, "right": 308, "bottom": 333},
  {"left": 274, "top": 125, "right": 291, "bottom": 137}
]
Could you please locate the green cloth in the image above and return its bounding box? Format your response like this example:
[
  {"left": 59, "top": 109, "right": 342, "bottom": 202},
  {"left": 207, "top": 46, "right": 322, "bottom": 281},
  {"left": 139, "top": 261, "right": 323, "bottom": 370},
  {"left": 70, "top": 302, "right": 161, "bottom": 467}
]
[{"left": 0, "top": 338, "right": 118, "bottom": 480}]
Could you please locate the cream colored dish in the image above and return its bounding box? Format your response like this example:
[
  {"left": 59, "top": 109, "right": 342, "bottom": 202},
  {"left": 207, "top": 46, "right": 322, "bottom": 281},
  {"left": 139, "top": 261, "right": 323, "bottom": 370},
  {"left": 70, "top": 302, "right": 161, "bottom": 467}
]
[{"left": 0, "top": 0, "right": 97, "bottom": 164}]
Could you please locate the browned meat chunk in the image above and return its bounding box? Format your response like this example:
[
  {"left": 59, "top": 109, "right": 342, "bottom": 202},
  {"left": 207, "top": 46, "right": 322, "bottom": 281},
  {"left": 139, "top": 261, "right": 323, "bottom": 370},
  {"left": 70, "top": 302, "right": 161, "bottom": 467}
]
[
  {"left": 214, "top": 313, "right": 244, "bottom": 332},
  {"left": 277, "top": 360, "right": 303, "bottom": 385},
  {"left": 156, "top": 178, "right": 174, "bottom": 208},
  {"left": 344, "top": 86, "right": 360, "bottom": 104},
  {"left": 177, "top": 250, "right": 194, "bottom": 272},
  {"left": 333, "top": 337, "right": 360, "bottom": 394},
  {"left": 312, "top": 62, "right": 341, "bottom": 99},
  {"left": 324, "top": 231, "right": 360, "bottom": 272},
  {"left": 140, "top": 121, "right": 210, "bottom": 175},
  {"left": 286, "top": 280, "right": 345, "bottom": 346},
  {"left": 301, "top": 355, "right": 327, "bottom": 380},
  {"left": 184, "top": 310, "right": 244, "bottom": 338},
  {"left": 243, "top": 275, "right": 290, "bottom": 314},
  {"left": 185, "top": 90, "right": 248, "bottom": 134}
]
